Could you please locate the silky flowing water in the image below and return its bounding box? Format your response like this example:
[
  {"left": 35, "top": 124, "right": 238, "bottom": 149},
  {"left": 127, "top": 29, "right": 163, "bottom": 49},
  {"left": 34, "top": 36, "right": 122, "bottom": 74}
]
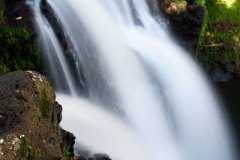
[{"left": 32, "top": 0, "right": 238, "bottom": 160}]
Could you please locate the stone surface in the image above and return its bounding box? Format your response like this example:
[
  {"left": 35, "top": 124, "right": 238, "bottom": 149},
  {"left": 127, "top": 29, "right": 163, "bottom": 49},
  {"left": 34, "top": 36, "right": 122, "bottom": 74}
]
[
  {"left": 0, "top": 71, "right": 73, "bottom": 159},
  {"left": 0, "top": 71, "right": 112, "bottom": 160},
  {"left": 160, "top": 1, "right": 205, "bottom": 53}
]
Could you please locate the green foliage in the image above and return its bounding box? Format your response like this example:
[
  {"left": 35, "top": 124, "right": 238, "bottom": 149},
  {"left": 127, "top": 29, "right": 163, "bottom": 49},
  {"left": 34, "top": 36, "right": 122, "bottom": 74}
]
[
  {"left": 63, "top": 149, "right": 71, "bottom": 160},
  {"left": 37, "top": 82, "right": 50, "bottom": 118},
  {"left": 19, "top": 138, "right": 36, "bottom": 160},
  {"left": 198, "top": 0, "right": 205, "bottom": 6},
  {"left": 197, "top": 0, "right": 240, "bottom": 73},
  {"left": 0, "top": 26, "right": 40, "bottom": 73},
  {"left": 205, "top": 0, "right": 240, "bottom": 23}
]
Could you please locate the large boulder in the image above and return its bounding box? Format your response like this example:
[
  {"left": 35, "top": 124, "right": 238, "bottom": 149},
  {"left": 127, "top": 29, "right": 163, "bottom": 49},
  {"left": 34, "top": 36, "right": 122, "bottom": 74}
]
[
  {"left": 0, "top": 71, "right": 112, "bottom": 160},
  {"left": 0, "top": 71, "right": 74, "bottom": 159}
]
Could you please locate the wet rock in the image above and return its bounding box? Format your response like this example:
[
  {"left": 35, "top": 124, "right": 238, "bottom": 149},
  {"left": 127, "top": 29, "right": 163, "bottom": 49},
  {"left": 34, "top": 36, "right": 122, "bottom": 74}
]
[
  {"left": 212, "top": 69, "right": 233, "bottom": 82},
  {"left": 88, "top": 154, "right": 112, "bottom": 160},
  {"left": 39, "top": 0, "right": 86, "bottom": 95},
  {"left": 61, "top": 128, "right": 76, "bottom": 157},
  {"left": 40, "top": 0, "right": 71, "bottom": 55},
  {"left": 145, "top": 0, "right": 161, "bottom": 15}
]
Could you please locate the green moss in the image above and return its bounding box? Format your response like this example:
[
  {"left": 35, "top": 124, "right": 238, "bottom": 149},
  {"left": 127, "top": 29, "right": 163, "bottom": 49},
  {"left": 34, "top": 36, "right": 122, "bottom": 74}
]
[
  {"left": 0, "top": 26, "right": 40, "bottom": 73},
  {"left": 198, "top": 0, "right": 206, "bottom": 6},
  {"left": 19, "top": 138, "right": 36, "bottom": 160},
  {"left": 63, "top": 149, "right": 71, "bottom": 160},
  {"left": 37, "top": 82, "right": 50, "bottom": 118},
  {"left": 197, "top": 0, "right": 240, "bottom": 73}
]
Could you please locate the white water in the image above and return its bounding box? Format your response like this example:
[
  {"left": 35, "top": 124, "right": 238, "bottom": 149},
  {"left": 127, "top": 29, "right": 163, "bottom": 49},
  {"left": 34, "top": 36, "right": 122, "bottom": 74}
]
[
  {"left": 33, "top": 0, "right": 76, "bottom": 95},
  {"left": 33, "top": 0, "right": 237, "bottom": 160},
  {"left": 57, "top": 93, "right": 151, "bottom": 160}
]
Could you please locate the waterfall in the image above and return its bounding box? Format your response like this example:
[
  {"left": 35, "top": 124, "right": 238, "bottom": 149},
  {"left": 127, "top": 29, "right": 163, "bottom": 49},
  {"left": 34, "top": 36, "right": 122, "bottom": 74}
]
[{"left": 32, "top": 0, "right": 237, "bottom": 160}]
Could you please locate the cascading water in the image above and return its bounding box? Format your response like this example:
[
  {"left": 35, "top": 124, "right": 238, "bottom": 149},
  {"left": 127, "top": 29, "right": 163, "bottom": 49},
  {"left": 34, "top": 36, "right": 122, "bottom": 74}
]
[{"left": 32, "top": 0, "right": 238, "bottom": 160}]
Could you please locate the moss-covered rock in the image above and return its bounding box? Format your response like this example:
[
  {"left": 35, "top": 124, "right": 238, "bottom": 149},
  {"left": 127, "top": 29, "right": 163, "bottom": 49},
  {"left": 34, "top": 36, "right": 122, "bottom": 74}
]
[
  {"left": 0, "top": 71, "right": 113, "bottom": 160},
  {"left": 19, "top": 137, "right": 36, "bottom": 160},
  {"left": 0, "top": 71, "right": 73, "bottom": 160},
  {"left": 197, "top": 0, "right": 240, "bottom": 80},
  {"left": 37, "top": 82, "right": 51, "bottom": 118}
]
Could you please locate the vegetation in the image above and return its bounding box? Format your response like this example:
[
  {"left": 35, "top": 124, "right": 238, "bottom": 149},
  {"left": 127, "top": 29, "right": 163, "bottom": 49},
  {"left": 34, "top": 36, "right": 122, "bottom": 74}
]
[
  {"left": 37, "top": 82, "right": 51, "bottom": 118},
  {"left": 198, "top": 0, "right": 205, "bottom": 6},
  {"left": 197, "top": 0, "right": 240, "bottom": 74},
  {"left": 19, "top": 138, "right": 36, "bottom": 160},
  {"left": 0, "top": 26, "right": 40, "bottom": 73},
  {"left": 63, "top": 149, "right": 71, "bottom": 160},
  {"left": 161, "top": 0, "right": 187, "bottom": 14}
]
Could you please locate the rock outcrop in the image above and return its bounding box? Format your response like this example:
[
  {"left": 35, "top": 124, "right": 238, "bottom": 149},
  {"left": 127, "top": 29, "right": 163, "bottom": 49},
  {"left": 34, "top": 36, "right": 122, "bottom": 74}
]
[
  {"left": 160, "top": 0, "right": 205, "bottom": 53},
  {"left": 0, "top": 71, "right": 74, "bottom": 159},
  {"left": 0, "top": 71, "right": 112, "bottom": 160}
]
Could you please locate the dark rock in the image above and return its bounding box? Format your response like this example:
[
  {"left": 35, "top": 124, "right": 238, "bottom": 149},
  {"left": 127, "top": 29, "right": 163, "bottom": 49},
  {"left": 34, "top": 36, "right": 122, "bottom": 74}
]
[
  {"left": 215, "top": 79, "right": 240, "bottom": 150},
  {"left": 160, "top": 1, "right": 205, "bottom": 53},
  {"left": 4, "top": 0, "right": 36, "bottom": 39},
  {"left": 0, "top": 114, "right": 8, "bottom": 127},
  {"left": 39, "top": 0, "right": 86, "bottom": 95},
  {"left": 5, "top": 0, "right": 25, "bottom": 16},
  {"left": 40, "top": 0, "right": 71, "bottom": 56},
  {"left": 88, "top": 154, "right": 112, "bottom": 160},
  {"left": 61, "top": 128, "right": 76, "bottom": 157},
  {"left": 212, "top": 69, "right": 233, "bottom": 82}
]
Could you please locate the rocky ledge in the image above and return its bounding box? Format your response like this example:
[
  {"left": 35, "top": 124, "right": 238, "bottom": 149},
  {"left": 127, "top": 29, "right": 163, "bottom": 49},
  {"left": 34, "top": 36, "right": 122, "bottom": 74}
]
[
  {"left": 0, "top": 71, "right": 111, "bottom": 160},
  {"left": 0, "top": 71, "right": 75, "bottom": 159}
]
